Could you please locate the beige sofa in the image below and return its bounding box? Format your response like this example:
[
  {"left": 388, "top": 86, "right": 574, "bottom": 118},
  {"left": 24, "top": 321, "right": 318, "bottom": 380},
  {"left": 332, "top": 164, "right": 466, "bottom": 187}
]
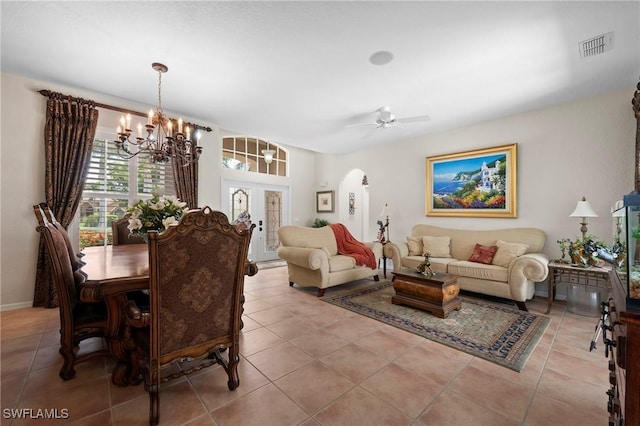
[
  {"left": 277, "top": 225, "right": 383, "bottom": 296},
  {"left": 384, "top": 225, "right": 549, "bottom": 310}
]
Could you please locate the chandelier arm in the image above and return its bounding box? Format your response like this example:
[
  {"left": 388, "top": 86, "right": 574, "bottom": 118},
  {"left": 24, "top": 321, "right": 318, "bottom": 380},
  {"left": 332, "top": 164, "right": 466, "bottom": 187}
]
[{"left": 111, "top": 62, "right": 204, "bottom": 166}]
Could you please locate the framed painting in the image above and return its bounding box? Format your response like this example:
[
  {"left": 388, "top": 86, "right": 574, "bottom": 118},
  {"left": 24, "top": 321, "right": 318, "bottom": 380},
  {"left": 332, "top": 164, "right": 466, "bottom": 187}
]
[
  {"left": 425, "top": 143, "right": 517, "bottom": 218},
  {"left": 316, "top": 190, "right": 335, "bottom": 213}
]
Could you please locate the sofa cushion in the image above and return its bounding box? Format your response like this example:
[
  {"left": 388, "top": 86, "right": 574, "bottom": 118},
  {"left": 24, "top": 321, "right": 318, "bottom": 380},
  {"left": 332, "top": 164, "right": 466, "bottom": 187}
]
[
  {"left": 448, "top": 260, "right": 508, "bottom": 282},
  {"left": 422, "top": 236, "right": 451, "bottom": 258},
  {"left": 278, "top": 226, "right": 338, "bottom": 255},
  {"left": 468, "top": 243, "right": 498, "bottom": 264},
  {"left": 407, "top": 236, "right": 423, "bottom": 256},
  {"left": 328, "top": 255, "right": 356, "bottom": 272},
  {"left": 492, "top": 240, "right": 529, "bottom": 267}
]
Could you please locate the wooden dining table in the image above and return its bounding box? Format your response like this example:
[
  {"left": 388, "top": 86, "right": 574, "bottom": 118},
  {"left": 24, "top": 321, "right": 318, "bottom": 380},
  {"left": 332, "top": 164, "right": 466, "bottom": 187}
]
[{"left": 79, "top": 244, "right": 149, "bottom": 386}]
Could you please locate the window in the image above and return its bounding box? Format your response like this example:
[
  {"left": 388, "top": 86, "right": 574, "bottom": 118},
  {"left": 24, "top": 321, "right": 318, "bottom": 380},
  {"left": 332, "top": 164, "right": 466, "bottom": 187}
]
[
  {"left": 222, "top": 137, "right": 287, "bottom": 177},
  {"left": 78, "top": 133, "right": 175, "bottom": 247}
]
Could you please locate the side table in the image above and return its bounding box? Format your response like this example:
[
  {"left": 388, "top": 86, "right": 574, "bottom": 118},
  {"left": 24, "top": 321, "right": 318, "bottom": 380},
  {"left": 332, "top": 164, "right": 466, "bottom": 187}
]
[{"left": 546, "top": 261, "right": 611, "bottom": 315}]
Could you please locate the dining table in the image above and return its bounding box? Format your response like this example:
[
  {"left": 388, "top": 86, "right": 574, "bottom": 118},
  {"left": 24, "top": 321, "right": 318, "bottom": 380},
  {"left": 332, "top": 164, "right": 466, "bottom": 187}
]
[{"left": 79, "top": 244, "right": 149, "bottom": 386}]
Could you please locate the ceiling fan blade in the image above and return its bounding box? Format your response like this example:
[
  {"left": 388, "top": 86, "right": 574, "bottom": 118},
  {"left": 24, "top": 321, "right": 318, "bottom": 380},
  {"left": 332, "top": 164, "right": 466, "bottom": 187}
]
[
  {"left": 396, "top": 115, "right": 431, "bottom": 124},
  {"left": 345, "top": 122, "right": 378, "bottom": 128}
]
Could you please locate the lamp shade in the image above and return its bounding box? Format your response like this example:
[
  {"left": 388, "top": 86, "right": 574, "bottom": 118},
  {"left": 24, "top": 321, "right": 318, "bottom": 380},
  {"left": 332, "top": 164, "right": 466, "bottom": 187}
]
[{"left": 569, "top": 197, "right": 598, "bottom": 218}]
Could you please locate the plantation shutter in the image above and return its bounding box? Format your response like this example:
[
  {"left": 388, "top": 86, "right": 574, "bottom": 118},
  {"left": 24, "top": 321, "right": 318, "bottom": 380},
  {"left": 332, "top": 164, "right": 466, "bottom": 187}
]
[
  {"left": 85, "top": 138, "right": 129, "bottom": 193},
  {"left": 137, "top": 155, "right": 175, "bottom": 196}
]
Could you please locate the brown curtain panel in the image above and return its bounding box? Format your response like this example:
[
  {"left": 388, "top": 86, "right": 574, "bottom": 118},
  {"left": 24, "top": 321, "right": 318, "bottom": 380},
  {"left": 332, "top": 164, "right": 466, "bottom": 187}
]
[
  {"left": 33, "top": 91, "right": 99, "bottom": 307},
  {"left": 171, "top": 130, "right": 199, "bottom": 208}
]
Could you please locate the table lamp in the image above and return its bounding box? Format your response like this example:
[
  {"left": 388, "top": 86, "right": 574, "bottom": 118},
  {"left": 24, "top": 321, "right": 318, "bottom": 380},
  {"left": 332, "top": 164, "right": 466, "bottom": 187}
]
[{"left": 570, "top": 196, "right": 598, "bottom": 241}]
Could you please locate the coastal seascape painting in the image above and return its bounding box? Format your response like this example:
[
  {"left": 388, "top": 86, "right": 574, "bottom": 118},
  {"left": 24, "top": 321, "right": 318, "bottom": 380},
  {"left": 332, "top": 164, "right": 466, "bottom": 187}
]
[{"left": 425, "top": 144, "right": 517, "bottom": 218}]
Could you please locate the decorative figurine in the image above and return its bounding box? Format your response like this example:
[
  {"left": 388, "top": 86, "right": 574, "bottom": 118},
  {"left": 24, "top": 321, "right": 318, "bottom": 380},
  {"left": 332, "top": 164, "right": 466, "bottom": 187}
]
[{"left": 416, "top": 252, "right": 434, "bottom": 277}]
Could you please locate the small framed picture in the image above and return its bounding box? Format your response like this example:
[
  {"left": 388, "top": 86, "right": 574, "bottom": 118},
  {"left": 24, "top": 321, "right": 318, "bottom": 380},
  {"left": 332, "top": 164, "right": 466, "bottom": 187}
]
[{"left": 316, "top": 190, "right": 335, "bottom": 213}]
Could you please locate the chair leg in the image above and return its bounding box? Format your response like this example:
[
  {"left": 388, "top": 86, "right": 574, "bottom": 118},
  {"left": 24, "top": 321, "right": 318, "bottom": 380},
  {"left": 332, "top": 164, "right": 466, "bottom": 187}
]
[
  {"left": 58, "top": 345, "right": 77, "bottom": 380},
  {"left": 289, "top": 282, "right": 294, "bottom": 287},
  {"left": 374, "top": 275, "right": 380, "bottom": 282},
  {"left": 515, "top": 301, "right": 528, "bottom": 311},
  {"left": 150, "top": 383, "right": 159, "bottom": 425},
  {"left": 226, "top": 344, "right": 240, "bottom": 391},
  {"left": 317, "top": 288, "right": 326, "bottom": 297}
]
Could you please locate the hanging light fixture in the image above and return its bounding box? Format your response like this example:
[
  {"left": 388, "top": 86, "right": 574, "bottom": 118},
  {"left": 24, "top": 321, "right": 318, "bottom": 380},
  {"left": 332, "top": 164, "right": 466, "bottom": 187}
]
[
  {"left": 261, "top": 149, "right": 275, "bottom": 164},
  {"left": 115, "top": 62, "right": 202, "bottom": 165}
]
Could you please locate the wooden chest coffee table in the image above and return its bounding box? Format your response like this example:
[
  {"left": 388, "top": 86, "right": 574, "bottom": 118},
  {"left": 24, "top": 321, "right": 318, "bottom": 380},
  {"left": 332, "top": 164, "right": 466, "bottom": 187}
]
[{"left": 391, "top": 268, "right": 461, "bottom": 318}]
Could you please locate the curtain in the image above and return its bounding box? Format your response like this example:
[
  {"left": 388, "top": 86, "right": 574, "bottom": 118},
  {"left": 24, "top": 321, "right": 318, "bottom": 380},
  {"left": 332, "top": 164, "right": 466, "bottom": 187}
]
[
  {"left": 33, "top": 91, "right": 99, "bottom": 307},
  {"left": 172, "top": 125, "right": 199, "bottom": 208}
]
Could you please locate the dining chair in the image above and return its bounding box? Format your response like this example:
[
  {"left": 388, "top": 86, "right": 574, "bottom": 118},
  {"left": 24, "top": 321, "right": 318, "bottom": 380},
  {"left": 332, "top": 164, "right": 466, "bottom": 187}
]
[
  {"left": 112, "top": 213, "right": 146, "bottom": 245},
  {"left": 35, "top": 220, "right": 109, "bottom": 380},
  {"left": 33, "top": 203, "right": 86, "bottom": 276},
  {"left": 125, "top": 206, "right": 256, "bottom": 425}
]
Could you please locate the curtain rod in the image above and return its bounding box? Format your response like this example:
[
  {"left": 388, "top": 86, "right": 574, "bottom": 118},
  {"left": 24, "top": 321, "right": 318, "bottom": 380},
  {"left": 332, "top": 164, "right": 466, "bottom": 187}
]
[{"left": 38, "top": 89, "right": 213, "bottom": 132}]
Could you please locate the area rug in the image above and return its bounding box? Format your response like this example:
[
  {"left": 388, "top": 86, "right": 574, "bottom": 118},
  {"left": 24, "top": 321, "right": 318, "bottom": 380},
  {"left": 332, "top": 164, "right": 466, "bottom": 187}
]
[{"left": 322, "top": 281, "right": 549, "bottom": 371}]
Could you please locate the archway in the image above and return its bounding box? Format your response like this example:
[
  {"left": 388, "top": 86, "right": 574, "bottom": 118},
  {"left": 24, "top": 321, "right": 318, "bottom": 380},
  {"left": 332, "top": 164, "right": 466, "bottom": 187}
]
[{"left": 338, "top": 168, "right": 369, "bottom": 241}]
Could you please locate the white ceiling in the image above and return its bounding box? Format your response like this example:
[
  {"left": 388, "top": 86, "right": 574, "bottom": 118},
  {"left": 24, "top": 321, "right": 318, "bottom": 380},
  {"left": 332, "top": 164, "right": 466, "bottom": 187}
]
[{"left": 2, "top": 1, "right": 639, "bottom": 154}]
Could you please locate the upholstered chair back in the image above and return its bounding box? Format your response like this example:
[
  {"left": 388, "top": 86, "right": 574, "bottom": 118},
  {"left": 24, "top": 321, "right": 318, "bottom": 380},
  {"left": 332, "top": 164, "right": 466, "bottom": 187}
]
[{"left": 112, "top": 214, "right": 146, "bottom": 245}]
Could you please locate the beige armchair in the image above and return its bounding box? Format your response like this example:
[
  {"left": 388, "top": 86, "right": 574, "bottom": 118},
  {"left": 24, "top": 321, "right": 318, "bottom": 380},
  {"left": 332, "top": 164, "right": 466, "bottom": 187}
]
[{"left": 277, "top": 225, "right": 383, "bottom": 296}]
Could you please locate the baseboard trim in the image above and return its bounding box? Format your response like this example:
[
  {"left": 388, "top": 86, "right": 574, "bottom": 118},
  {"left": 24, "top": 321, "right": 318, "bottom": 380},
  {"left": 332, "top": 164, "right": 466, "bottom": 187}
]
[{"left": 0, "top": 301, "right": 34, "bottom": 312}]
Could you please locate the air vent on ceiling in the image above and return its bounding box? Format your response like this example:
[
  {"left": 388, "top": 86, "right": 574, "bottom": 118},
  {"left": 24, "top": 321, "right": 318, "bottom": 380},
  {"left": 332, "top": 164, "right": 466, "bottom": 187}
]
[{"left": 579, "top": 32, "right": 613, "bottom": 58}]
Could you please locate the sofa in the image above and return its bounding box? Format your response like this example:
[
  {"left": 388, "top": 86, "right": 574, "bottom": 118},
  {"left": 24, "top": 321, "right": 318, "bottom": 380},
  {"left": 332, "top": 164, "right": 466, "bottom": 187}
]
[
  {"left": 384, "top": 225, "right": 549, "bottom": 310},
  {"left": 277, "top": 225, "right": 383, "bottom": 296}
]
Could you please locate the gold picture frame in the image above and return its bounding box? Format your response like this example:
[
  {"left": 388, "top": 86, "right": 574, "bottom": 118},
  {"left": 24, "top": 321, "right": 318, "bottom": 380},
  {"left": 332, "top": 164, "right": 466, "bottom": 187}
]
[
  {"left": 316, "top": 190, "right": 335, "bottom": 213},
  {"left": 425, "top": 143, "right": 517, "bottom": 218}
]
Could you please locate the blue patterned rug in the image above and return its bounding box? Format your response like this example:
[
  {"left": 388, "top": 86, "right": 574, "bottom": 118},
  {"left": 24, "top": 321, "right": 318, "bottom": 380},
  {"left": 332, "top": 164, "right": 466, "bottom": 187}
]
[{"left": 322, "top": 281, "right": 549, "bottom": 371}]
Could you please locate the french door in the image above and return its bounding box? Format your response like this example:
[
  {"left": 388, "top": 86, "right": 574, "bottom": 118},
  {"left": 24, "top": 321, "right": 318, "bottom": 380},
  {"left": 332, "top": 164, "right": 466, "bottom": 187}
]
[{"left": 221, "top": 180, "right": 289, "bottom": 262}]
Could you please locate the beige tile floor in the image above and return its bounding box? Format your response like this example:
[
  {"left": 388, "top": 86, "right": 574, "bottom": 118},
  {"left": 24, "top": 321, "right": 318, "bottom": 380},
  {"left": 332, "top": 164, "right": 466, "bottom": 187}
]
[{"left": 1, "top": 266, "right": 610, "bottom": 425}]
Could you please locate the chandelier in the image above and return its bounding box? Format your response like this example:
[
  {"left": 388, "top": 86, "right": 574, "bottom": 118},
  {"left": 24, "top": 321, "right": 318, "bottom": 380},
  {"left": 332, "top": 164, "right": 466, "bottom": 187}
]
[{"left": 115, "top": 62, "right": 202, "bottom": 165}]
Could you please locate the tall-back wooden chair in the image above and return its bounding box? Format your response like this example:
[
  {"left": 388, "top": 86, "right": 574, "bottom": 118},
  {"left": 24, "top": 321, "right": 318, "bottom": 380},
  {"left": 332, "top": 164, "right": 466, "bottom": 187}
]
[
  {"left": 125, "top": 206, "right": 256, "bottom": 425},
  {"left": 35, "top": 220, "right": 109, "bottom": 380},
  {"left": 33, "top": 203, "right": 86, "bottom": 275},
  {"left": 112, "top": 214, "right": 146, "bottom": 245}
]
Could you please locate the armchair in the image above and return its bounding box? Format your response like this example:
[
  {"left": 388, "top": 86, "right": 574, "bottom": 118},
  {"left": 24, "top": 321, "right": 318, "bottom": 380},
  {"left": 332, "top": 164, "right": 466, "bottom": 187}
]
[{"left": 277, "top": 224, "right": 382, "bottom": 296}]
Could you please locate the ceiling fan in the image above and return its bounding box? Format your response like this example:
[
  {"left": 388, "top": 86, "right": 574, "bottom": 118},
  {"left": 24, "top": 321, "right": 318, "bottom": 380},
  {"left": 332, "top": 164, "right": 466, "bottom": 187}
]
[{"left": 348, "top": 106, "right": 431, "bottom": 129}]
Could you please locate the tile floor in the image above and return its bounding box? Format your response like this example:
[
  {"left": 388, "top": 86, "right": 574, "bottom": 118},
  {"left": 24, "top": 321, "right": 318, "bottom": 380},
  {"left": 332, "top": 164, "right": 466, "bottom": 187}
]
[{"left": 1, "top": 266, "right": 610, "bottom": 425}]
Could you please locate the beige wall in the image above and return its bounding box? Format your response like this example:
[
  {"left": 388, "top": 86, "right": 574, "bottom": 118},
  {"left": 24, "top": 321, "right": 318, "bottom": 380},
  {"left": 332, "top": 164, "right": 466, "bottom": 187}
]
[
  {"left": 0, "top": 72, "right": 317, "bottom": 309},
  {"left": 314, "top": 88, "right": 636, "bottom": 295}
]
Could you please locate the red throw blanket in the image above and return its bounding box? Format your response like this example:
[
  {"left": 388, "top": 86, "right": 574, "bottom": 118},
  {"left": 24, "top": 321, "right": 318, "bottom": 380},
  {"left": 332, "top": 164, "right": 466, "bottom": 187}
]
[{"left": 329, "top": 223, "right": 377, "bottom": 270}]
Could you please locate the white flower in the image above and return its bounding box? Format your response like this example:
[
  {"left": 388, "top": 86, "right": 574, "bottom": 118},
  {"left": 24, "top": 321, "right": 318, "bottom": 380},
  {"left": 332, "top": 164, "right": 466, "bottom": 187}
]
[
  {"left": 149, "top": 201, "right": 164, "bottom": 211},
  {"left": 162, "top": 216, "right": 178, "bottom": 229},
  {"left": 151, "top": 188, "right": 164, "bottom": 197},
  {"left": 127, "top": 218, "right": 142, "bottom": 231},
  {"left": 166, "top": 197, "right": 187, "bottom": 209}
]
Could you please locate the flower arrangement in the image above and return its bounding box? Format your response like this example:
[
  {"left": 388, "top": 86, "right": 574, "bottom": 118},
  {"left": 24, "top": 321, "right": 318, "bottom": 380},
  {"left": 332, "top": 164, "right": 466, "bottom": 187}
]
[
  {"left": 127, "top": 188, "right": 188, "bottom": 241},
  {"left": 556, "top": 238, "right": 571, "bottom": 263},
  {"left": 565, "top": 236, "right": 609, "bottom": 267}
]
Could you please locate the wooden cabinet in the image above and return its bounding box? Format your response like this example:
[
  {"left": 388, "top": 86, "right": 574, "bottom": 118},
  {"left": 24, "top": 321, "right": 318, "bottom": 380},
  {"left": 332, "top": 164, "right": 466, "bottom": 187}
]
[{"left": 607, "top": 270, "right": 640, "bottom": 425}]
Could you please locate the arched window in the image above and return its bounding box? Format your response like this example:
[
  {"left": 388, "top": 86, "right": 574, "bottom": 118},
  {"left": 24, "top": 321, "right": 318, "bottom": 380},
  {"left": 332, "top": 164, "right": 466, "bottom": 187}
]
[{"left": 222, "top": 137, "right": 287, "bottom": 177}]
